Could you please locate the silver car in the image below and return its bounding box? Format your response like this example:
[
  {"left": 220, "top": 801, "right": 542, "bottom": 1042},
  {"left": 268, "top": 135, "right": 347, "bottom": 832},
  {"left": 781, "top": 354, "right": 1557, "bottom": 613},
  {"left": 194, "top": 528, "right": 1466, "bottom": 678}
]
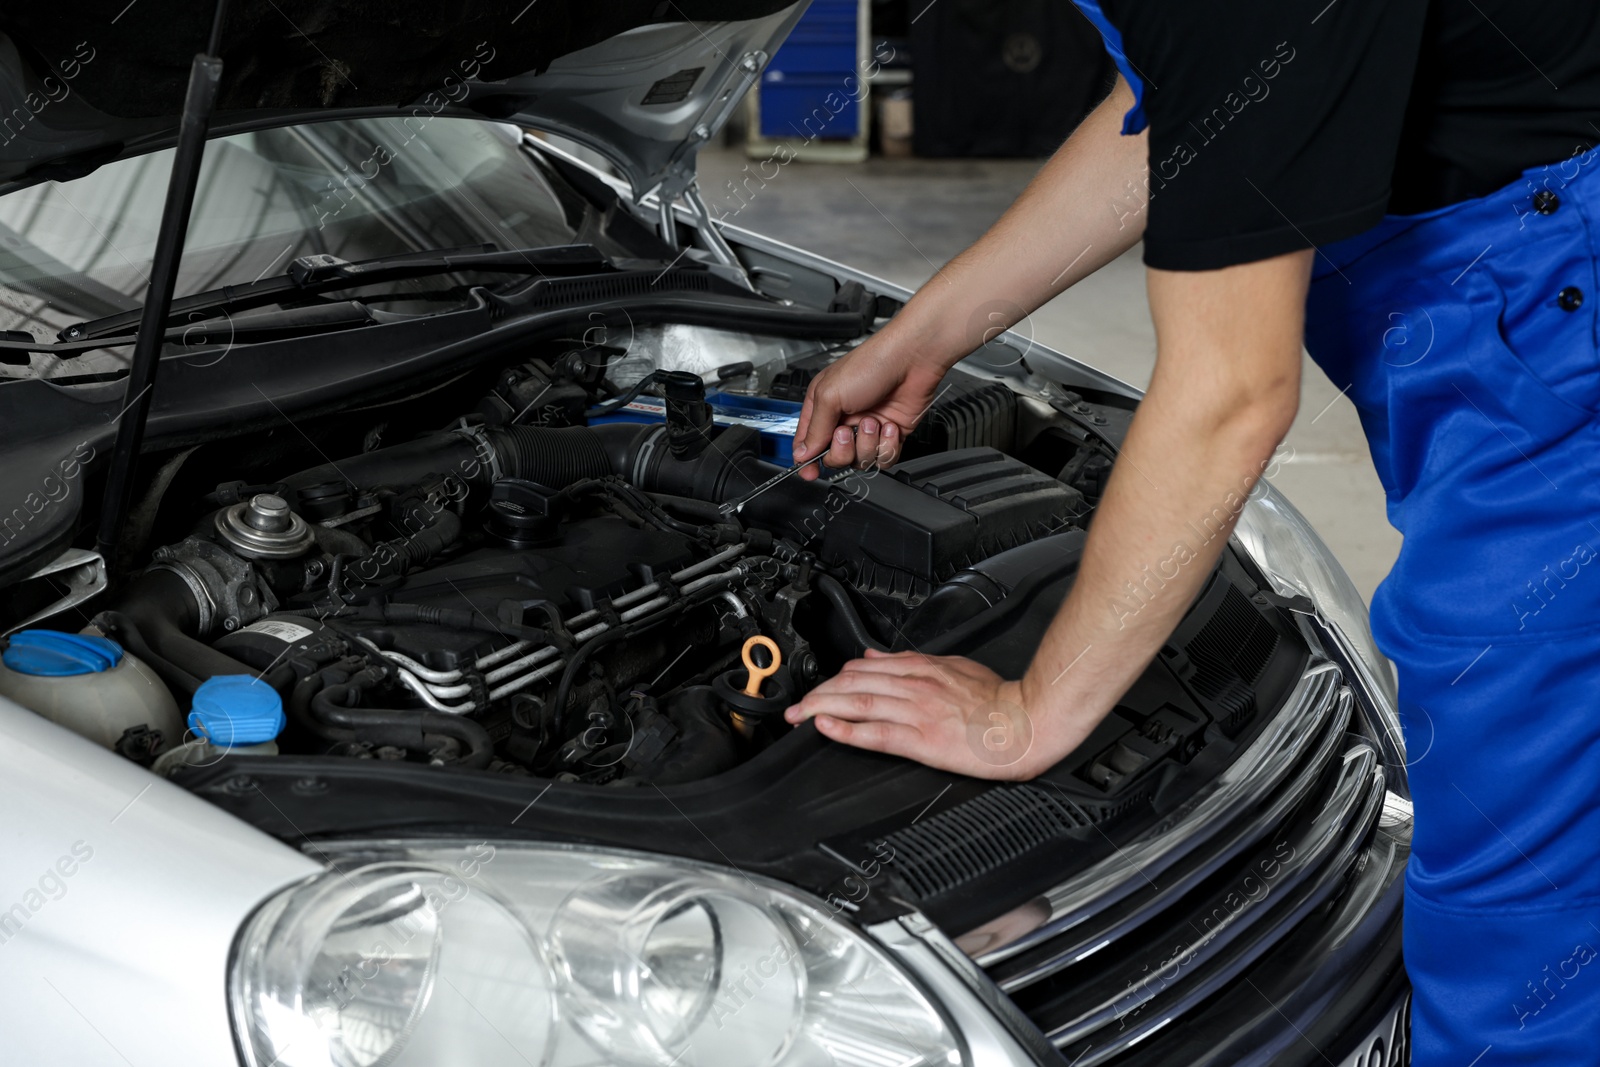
[{"left": 0, "top": 4, "right": 1410, "bottom": 1065}]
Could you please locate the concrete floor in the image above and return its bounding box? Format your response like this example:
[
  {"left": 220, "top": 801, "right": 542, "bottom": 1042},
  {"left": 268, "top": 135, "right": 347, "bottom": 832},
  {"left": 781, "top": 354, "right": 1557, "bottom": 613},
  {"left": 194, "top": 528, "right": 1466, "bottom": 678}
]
[{"left": 699, "top": 147, "right": 1401, "bottom": 605}]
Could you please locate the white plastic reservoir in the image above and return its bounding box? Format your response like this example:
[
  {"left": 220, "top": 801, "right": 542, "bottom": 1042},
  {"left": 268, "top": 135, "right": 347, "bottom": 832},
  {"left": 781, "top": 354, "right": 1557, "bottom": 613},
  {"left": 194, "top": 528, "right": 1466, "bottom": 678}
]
[{"left": 0, "top": 629, "right": 183, "bottom": 750}]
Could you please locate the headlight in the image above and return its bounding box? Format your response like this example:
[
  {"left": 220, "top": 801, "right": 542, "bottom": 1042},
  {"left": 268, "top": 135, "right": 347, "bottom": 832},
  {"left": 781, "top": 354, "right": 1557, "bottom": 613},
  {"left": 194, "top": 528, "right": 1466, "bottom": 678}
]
[
  {"left": 231, "top": 842, "right": 966, "bottom": 1067},
  {"left": 1234, "top": 481, "right": 1404, "bottom": 770}
]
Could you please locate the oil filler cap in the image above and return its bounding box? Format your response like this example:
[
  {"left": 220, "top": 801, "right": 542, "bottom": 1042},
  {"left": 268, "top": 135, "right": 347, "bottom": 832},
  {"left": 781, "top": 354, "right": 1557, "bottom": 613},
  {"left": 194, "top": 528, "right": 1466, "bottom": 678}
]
[
  {"left": 2, "top": 630, "right": 123, "bottom": 676},
  {"left": 188, "top": 675, "right": 284, "bottom": 747}
]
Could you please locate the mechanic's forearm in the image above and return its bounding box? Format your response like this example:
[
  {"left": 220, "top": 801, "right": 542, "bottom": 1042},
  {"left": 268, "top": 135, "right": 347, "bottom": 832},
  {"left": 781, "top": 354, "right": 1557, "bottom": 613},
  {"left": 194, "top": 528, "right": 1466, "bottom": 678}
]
[
  {"left": 880, "top": 77, "right": 1150, "bottom": 371},
  {"left": 1013, "top": 258, "right": 1308, "bottom": 770}
]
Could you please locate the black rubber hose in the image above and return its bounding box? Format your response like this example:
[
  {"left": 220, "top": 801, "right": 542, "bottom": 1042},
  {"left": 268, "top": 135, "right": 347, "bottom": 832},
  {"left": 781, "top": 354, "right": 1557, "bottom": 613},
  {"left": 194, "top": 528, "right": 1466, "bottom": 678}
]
[
  {"left": 815, "top": 574, "right": 889, "bottom": 654},
  {"left": 310, "top": 523, "right": 369, "bottom": 558},
  {"left": 95, "top": 610, "right": 203, "bottom": 696},
  {"left": 585, "top": 369, "right": 665, "bottom": 418},
  {"left": 647, "top": 492, "right": 728, "bottom": 525},
  {"left": 288, "top": 668, "right": 353, "bottom": 743},
  {"left": 551, "top": 625, "right": 632, "bottom": 737},
  {"left": 283, "top": 434, "right": 480, "bottom": 493},
  {"left": 489, "top": 426, "right": 612, "bottom": 487},
  {"left": 340, "top": 511, "right": 463, "bottom": 593},
  {"left": 310, "top": 680, "right": 495, "bottom": 768},
  {"left": 549, "top": 579, "right": 738, "bottom": 736},
  {"left": 97, "top": 570, "right": 263, "bottom": 696},
  {"left": 563, "top": 478, "right": 709, "bottom": 540},
  {"left": 282, "top": 426, "right": 612, "bottom": 498}
]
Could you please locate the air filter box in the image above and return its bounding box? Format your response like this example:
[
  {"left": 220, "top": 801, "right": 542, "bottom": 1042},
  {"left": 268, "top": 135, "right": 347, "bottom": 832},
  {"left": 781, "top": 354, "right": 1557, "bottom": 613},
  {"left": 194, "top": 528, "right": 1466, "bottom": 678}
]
[{"left": 818, "top": 447, "right": 1085, "bottom": 590}]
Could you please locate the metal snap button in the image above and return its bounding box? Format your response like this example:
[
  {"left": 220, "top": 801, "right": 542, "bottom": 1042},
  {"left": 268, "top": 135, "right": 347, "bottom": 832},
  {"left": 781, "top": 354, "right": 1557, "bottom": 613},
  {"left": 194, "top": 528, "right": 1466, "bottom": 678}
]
[
  {"left": 1558, "top": 286, "right": 1584, "bottom": 312},
  {"left": 1534, "top": 190, "right": 1561, "bottom": 215}
]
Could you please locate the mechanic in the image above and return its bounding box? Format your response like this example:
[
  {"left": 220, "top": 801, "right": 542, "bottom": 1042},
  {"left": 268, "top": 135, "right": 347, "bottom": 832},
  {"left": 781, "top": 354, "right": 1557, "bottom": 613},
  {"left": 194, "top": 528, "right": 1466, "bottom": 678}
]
[{"left": 783, "top": 2, "right": 1600, "bottom": 1063}]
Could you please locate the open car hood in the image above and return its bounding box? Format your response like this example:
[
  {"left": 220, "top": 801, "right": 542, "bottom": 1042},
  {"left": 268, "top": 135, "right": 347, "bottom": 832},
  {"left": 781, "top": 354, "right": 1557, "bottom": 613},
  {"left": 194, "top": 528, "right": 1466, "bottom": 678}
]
[{"left": 0, "top": 0, "right": 805, "bottom": 198}]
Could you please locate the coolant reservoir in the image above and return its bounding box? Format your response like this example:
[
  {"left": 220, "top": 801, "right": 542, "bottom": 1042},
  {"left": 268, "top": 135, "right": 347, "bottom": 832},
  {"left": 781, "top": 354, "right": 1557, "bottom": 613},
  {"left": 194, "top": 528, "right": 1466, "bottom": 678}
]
[{"left": 0, "top": 630, "right": 183, "bottom": 750}]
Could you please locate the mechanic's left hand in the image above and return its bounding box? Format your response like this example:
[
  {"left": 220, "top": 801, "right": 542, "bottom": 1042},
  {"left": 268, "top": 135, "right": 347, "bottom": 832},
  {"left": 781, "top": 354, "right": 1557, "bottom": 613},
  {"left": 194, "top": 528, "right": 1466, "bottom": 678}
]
[{"left": 784, "top": 649, "right": 1044, "bottom": 780}]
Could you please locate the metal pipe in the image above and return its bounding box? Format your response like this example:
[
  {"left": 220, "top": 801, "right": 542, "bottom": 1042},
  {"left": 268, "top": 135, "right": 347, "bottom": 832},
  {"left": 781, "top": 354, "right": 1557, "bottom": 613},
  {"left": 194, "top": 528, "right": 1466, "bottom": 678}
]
[
  {"left": 618, "top": 595, "right": 671, "bottom": 622},
  {"left": 379, "top": 649, "right": 462, "bottom": 684},
  {"left": 394, "top": 668, "right": 475, "bottom": 715},
  {"left": 658, "top": 196, "right": 676, "bottom": 246},
  {"left": 489, "top": 660, "right": 567, "bottom": 701},
  {"left": 720, "top": 590, "right": 749, "bottom": 619},
  {"left": 676, "top": 543, "right": 747, "bottom": 581},
  {"left": 563, "top": 545, "right": 746, "bottom": 631},
  {"left": 684, "top": 184, "right": 755, "bottom": 290},
  {"left": 483, "top": 644, "right": 561, "bottom": 685},
  {"left": 682, "top": 571, "right": 736, "bottom": 596},
  {"left": 470, "top": 550, "right": 753, "bottom": 698},
  {"left": 476, "top": 640, "right": 531, "bottom": 670},
  {"left": 483, "top": 570, "right": 739, "bottom": 693}
]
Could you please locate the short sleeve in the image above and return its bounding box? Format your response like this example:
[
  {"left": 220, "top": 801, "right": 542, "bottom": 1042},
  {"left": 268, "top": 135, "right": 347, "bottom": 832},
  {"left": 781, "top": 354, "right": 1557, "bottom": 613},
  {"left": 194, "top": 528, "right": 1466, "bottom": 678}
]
[{"left": 1100, "top": 0, "right": 1430, "bottom": 271}]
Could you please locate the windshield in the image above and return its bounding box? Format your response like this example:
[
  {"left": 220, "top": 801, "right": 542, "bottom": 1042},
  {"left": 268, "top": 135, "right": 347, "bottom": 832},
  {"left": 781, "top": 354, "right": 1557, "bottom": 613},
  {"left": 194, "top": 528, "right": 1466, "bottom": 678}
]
[{"left": 0, "top": 117, "right": 580, "bottom": 346}]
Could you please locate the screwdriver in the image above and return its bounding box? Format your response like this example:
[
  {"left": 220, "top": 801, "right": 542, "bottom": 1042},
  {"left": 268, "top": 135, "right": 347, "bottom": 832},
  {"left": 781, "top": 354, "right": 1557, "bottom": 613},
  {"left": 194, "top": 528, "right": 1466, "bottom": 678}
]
[{"left": 718, "top": 447, "right": 833, "bottom": 516}]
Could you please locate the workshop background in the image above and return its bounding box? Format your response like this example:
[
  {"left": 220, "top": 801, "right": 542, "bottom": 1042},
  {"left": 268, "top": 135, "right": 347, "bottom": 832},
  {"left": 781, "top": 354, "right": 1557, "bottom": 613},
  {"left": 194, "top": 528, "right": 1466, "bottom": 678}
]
[{"left": 701, "top": 0, "right": 1401, "bottom": 605}]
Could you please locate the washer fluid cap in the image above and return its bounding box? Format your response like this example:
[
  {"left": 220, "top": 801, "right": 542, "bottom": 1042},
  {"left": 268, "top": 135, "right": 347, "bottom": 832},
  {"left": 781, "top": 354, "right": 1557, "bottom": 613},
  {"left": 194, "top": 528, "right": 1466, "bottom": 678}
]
[
  {"left": 3, "top": 630, "right": 124, "bottom": 676},
  {"left": 188, "top": 675, "right": 284, "bottom": 746}
]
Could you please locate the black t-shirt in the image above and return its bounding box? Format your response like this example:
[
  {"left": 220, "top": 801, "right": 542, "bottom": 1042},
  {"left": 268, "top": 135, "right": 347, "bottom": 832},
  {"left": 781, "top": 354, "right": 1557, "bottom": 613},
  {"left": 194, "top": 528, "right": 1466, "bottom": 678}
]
[{"left": 1095, "top": 0, "right": 1600, "bottom": 270}]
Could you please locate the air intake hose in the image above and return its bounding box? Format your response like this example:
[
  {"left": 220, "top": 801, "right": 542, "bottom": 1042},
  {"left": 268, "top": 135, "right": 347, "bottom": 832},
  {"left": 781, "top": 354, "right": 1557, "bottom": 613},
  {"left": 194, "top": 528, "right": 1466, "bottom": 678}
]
[
  {"left": 282, "top": 423, "right": 832, "bottom": 528},
  {"left": 282, "top": 425, "right": 613, "bottom": 500},
  {"left": 94, "top": 570, "right": 262, "bottom": 696}
]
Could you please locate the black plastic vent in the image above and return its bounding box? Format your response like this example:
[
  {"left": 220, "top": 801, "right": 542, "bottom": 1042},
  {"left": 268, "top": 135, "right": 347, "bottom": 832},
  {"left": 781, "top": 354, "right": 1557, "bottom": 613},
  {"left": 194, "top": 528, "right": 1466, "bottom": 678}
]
[
  {"left": 875, "top": 784, "right": 1095, "bottom": 898},
  {"left": 904, "top": 378, "right": 1018, "bottom": 456},
  {"left": 523, "top": 270, "right": 718, "bottom": 308},
  {"left": 1185, "top": 584, "right": 1280, "bottom": 729}
]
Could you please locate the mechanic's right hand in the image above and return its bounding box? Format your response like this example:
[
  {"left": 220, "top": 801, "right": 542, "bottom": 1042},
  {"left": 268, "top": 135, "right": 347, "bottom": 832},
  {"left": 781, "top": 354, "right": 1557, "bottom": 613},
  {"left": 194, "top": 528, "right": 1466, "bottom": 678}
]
[{"left": 793, "top": 334, "right": 947, "bottom": 479}]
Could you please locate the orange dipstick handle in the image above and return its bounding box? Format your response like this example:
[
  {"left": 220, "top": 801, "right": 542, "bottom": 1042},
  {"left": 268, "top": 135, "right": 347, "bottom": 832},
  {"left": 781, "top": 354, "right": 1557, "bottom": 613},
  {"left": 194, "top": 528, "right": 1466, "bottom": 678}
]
[{"left": 741, "top": 635, "right": 782, "bottom": 697}]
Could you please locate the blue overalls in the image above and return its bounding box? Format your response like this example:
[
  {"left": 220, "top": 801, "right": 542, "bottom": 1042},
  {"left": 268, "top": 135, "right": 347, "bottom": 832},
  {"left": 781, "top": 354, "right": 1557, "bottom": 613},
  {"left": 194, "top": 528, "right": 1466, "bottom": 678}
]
[
  {"left": 1071, "top": 4, "right": 1600, "bottom": 1059},
  {"left": 1305, "top": 154, "right": 1600, "bottom": 1065}
]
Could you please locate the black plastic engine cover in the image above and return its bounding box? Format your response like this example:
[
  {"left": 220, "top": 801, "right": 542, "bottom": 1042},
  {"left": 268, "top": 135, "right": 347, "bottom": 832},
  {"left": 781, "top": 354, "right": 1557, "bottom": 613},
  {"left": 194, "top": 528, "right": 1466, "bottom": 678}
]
[
  {"left": 818, "top": 447, "right": 1086, "bottom": 588},
  {"left": 359, "top": 514, "right": 697, "bottom": 669}
]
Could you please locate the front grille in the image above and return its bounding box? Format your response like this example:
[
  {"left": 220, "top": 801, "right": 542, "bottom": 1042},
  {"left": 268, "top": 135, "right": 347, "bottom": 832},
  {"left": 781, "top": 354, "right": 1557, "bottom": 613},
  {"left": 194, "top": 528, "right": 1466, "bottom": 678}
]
[{"left": 968, "top": 663, "right": 1386, "bottom": 1064}]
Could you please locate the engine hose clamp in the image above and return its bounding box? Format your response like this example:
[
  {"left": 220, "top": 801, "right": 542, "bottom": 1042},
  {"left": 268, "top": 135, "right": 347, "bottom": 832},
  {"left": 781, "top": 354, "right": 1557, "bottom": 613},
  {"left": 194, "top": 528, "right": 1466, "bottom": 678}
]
[
  {"left": 595, "top": 598, "right": 623, "bottom": 629},
  {"left": 631, "top": 425, "right": 666, "bottom": 486},
  {"left": 452, "top": 420, "right": 504, "bottom": 484}
]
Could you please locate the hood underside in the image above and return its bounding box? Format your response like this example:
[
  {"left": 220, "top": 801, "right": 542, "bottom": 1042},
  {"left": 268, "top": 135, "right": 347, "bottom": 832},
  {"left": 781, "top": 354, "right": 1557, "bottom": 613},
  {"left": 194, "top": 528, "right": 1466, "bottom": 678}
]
[{"left": 0, "top": 0, "right": 804, "bottom": 195}]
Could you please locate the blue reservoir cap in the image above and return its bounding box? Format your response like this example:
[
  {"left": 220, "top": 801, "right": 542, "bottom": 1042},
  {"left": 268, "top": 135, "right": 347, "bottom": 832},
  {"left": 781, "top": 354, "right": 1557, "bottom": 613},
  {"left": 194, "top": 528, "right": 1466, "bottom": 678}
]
[
  {"left": 188, "top": 675, "right": 284, "bottom": 747},
  {"left": 3, "top": 630, "right": 123, "bottom": 677}
]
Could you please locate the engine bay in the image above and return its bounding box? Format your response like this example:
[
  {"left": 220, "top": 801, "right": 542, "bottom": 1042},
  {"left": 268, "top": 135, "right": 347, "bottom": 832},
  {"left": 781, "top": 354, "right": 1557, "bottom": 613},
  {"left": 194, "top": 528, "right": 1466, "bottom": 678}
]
[{"left": 6, "top": 328, "right": 1136, "bottom": 786}]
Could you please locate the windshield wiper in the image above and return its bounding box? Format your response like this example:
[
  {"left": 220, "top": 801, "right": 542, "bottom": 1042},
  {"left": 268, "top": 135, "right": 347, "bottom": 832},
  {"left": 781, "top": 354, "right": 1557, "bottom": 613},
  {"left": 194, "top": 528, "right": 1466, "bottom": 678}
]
[{"left": 59, "top": 242, "right": 616, "bottom": 343}]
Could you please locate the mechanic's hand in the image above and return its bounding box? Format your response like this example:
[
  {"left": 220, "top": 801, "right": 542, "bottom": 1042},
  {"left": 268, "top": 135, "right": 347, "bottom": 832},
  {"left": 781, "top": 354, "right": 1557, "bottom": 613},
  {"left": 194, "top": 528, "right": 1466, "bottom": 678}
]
[
  {"left": 784, "top": 649, "right": 1046, "bottom": 780},
  {"left": 793, "top": 335, "right": 946, "bottom": 479}
]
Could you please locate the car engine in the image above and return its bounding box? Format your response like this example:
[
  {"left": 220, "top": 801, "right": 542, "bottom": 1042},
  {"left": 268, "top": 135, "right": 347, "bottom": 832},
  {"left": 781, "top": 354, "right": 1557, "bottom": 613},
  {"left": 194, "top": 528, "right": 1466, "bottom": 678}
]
[{"left": 70, "top": 339, "right": 1116, "bottom": 785}]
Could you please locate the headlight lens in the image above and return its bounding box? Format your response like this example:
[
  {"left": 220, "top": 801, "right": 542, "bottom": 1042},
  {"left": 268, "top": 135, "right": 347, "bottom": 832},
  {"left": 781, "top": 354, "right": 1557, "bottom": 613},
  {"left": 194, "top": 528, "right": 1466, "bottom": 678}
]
[
  {"left": 1234, "top": 482, "right": 1403, "bottom": 762},
  {"left": 231, "top": 843, "right": 965, "bottom": 1067}
]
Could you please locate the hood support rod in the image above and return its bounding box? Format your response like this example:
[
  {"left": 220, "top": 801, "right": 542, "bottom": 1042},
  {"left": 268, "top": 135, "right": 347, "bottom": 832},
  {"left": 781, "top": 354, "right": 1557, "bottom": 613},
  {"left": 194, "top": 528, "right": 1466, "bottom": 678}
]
[{"left": 94, "top": 1, "right": 229, "bottom": 565}]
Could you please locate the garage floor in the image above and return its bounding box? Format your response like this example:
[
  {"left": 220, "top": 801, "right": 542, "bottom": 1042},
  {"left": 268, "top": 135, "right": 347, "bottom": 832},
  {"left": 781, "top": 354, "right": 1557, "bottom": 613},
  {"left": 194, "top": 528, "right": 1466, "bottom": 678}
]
[{"left": 699, "top": 146, "right": 1402, "bottom": 606}]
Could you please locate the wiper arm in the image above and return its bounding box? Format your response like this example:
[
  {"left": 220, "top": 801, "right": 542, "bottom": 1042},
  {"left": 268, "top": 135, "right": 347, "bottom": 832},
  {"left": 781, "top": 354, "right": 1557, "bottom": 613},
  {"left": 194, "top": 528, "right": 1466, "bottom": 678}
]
[{"left": 60, "top": 242, "right": 615, "bottom": 343}]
